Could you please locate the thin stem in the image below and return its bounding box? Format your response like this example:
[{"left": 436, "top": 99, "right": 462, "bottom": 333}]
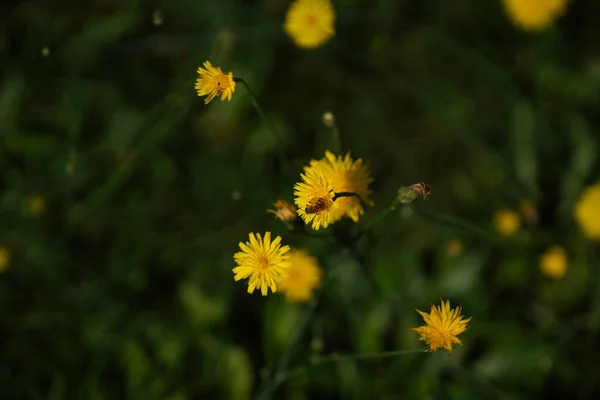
[
  {"left": 255, "top": 293, "right": 321, "bottom": 400},
  {"left": 280, "top": 349, "right": 425, "bottom": 385},
  {"left": 333, "top": 191, "right": 361, "bottom": 202},
  {"left": 331, "top": 124, "right": 341, "bottom": 154},
  {"left": 360, "top": 199, "right": 400, "bottom": 234},
  {"left": 451, "top": 364, "right": 519, "bottom": 400},
  {"left": 235, "top": 78, "right": 289, "bottom": 173},
  {"left": 414, "top": 209, "right": 505, "bottom": 245}
]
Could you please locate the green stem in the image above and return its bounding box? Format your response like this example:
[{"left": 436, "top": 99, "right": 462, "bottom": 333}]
[
  {"left": 331, "top": 124, "right": 341, "bottom": 154},
  {"left": 255, "top": 293, "right": 320, "bottom": 400},
  {"left": 360, "top": 199, "right": 400, "bottom": 234},
  {"left": 280, "top": 349, "right": 425, "bottom": 385},
  {"left": 414, "top": 209, "right": 505, "bottom": 245},
  {"left": 235, "top": 78, "right": 289, "bottom": 173}
]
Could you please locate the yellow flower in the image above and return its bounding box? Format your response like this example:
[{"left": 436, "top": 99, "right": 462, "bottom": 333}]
[
  {"left": 27, "top": 196, "right": 46, "bottom": 215},
  {"left": 574, "top": 182, "right": 600, "bottom": 240},
  {"left": 502, "top": 0, "right": 567, "bottom": 31},
  {"left": 0, "top": 247, "right": 10, "bottom": 273},
  {"left": 411, "top": 300, "right": 472, "bottom": 355},
  {"left": 233, "top": 232, "right": 291, "bottom": 296},
  {"left": 268, "top": 200, "right": 297, "bottom": 223},
  {"left": 307, "top": 151, "right": 374, "bottom": 222},
  {"left": 284, "top": 0, "right": 335, "bottom": 49},
  {"left": 445, "top": 239, "right": 464, "bottom": 258},
  {"left": 294, "top": 167, "right": 338, "bottom": 230},
  {"left": 493, "top": 209, "right": 521, "bottom": 237},
  {"left": 539, "top": 246, "right": 567, "bottom": 279},
  {"left": 194, "top": 61, "right": 236, "bottom": 105},
  {"left": 278, "top": 249, "right": 323, "bottom": 303}
]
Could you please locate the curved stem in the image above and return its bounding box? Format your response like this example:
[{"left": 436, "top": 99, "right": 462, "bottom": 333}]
[
  {"left": 235, "top": 78, "right": 289, "bottom": 173},
  {"left": 279, "top": 349, "right": 425, "bottom": 385},
  {"left": 255, "top": 293, "right": 321, "bottom": 400}
]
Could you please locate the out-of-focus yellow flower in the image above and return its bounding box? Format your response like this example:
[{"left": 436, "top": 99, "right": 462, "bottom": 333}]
[
  {"left": 0, "top": 247, "right": 10, "bottom": 273},
  {"left": 520, "top": 200, "right": 539, "bottom": 225},
  {"left": 278, "top": 249, "right": 322, "bottom": 303},
  {"left": 307, "top": 151, "right": 374, "bottom": 223},
  {"left": 574, "top": 182, "right": 600, "bottom": 240},
  {"left": 502, "top": 0, "right": 567, "bottom": 31},
  {"left": 284, "top": 0, "right": 335, "bottom": 49},
  {"left": 233, "top": 232, "right": 291, "bottom": 296},
  {"left": 411, "top": 300, "right": 472, "bottom": 355},
  {"left": 27, "top": 196, "right": 46, "bottom": 215},
  {"left": 445, "top": 239, "right": 464, "bottom": 258},
  {"left": 539, "top": 246, "right": 567, "bottom": 279},
  {"left": 268, "top": 200, "right": 297, "bottom": 223},
  {"left": 194, "top": 61, "right": 236, "bottom": 105},
  {"left": 493, "top": 209, "right": 521, "bottom": 237},
  {"left": 294, "top": 167, "right": 338, "bottom": 230},
  {"left": 322, "top": 111, "right": 335, "bottom": 127}
]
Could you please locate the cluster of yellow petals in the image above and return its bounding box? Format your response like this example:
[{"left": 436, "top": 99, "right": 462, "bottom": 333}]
[
  {"left": 194, "top": 61, "right": 236, "bottom": 105},
  {"left": 233, "top": 232, "right": 291, "bottom": 296},
  {"left": 278, "top": 249, "right": 323, "bottom": 303},
  {"left": 412, "top": 300, "right": 472, "bottom": 355},
  {"left": 574, "top": 182, "right": 600, "bottom": 240},
  {"left": 284, "top": 0, "right": 335, "bottom": 49},
  {"left": 294, "top": 151, "right": 373, "bottom": 230},
  {"left": 502, "top": 0, "right": 568, "bottom": 31}
]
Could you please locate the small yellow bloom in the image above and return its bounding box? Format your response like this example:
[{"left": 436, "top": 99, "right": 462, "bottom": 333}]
[
  {"left": 294, "top": 167, "right": 338, "bottom": 230},
  {"left": 284, "top": 0, "right": 335, "bottom": 49},
  {"left": 307, "top": 151, "right": 374, "bottom": 223},
  {"left": 445, "top": 239, "right": 464, "bottom": 258},
  {"left": 502, "top": 0, "right": 567, "bottom": 31},
  {"left": 539, "top": 246, "right": 567, "bottom": 279},
  {"left": 278, "top": 249, "right": 322, "bottom": 303},
  {"left": 493, "top": 209, "right": 521, "bottom": 237},
  {"left": 268, "top": 200, "right": 297, "bottom": 223},
  {"left": 233, "top": 232, "right": 291, "bottom": 296},
  {"left": 194, "top": 61, "right": 236, "bottom": 105},
  {"left": 0, "top": 247, "right": 11, "bottom": 273},
  {"left": 411, "top": 300, "right": 472, "bottom": 355},
  {"left": 27, "top": 196, "right": 46, "bottom": 215},
  {"left": 574, "top": 182, "right": 600, "bottom": 240}
]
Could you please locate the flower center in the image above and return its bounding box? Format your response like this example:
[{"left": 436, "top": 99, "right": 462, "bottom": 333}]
[
  {"left": 257, "top": 255, "right": 269, "bottom": 270},
  {"left": 304, "top": 13, "right": 318, "bottom": 27},
  {"left": 215, "top": 75, "right": 230, "bottom": 91}
]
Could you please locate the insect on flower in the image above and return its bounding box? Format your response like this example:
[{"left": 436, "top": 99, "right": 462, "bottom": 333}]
[
  {"left": 305, "top": 197, "right": 329, "bottom": 215},
  {"left": 412, "top": 182, "right": 432, "bottom": 199}
]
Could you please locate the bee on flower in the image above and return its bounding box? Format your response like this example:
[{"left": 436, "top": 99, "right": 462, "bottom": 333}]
[
  {"left": 194, "top": 61, "right": 236, "bottom": 105},
  {"left": 306, "top": 151, "right": 374, "bottom": 223},
  {"left": 294, "top": 168, "right": 338, "bottom": 230}
]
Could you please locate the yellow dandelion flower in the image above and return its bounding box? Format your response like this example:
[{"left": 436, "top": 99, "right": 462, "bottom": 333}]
[
  {"left": 284, "top": 0, "right": 335, "bottom": 49},
  {"left": 502, "top": 0, "right": 568, "bottom": 31},
  {"left": 574, "top": 182, "right": 600, "bottom": 240},
  {"left": 27, "top": 196, "right": 46, "bottom": 215},
  {"left": 294, "top": 168, "right": 338, "bottom": 230},
  {"left": 411, "top": 299, "right": 472, "bottom": 355},
  {"left": 268, "top": 200, "right": 297, "bottom": 223},
  {"left": 233, "top": 232, "right": 291, "bottom": 296},
  {"left": 493, "top": 209, "right": 521, "bottom": 237},
  {"left": 194, "top": 61, "right": 236, "bottom": 105},
  {"left": 0, "top": 247, "right": 11, "bottom": 273},
  {"left": 308, "top": 151, "right": 374, "bottom": 222},
  {"left": 539, "top": 246, "right": 567, "bottom": 279},
  {"left": 278, "top": 249, "right": 323, "bottom": 303}
]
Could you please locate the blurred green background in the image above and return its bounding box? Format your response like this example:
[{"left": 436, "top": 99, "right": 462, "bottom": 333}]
[{"left": 1, "top": 0, "right": 600, "bottom": 399}]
